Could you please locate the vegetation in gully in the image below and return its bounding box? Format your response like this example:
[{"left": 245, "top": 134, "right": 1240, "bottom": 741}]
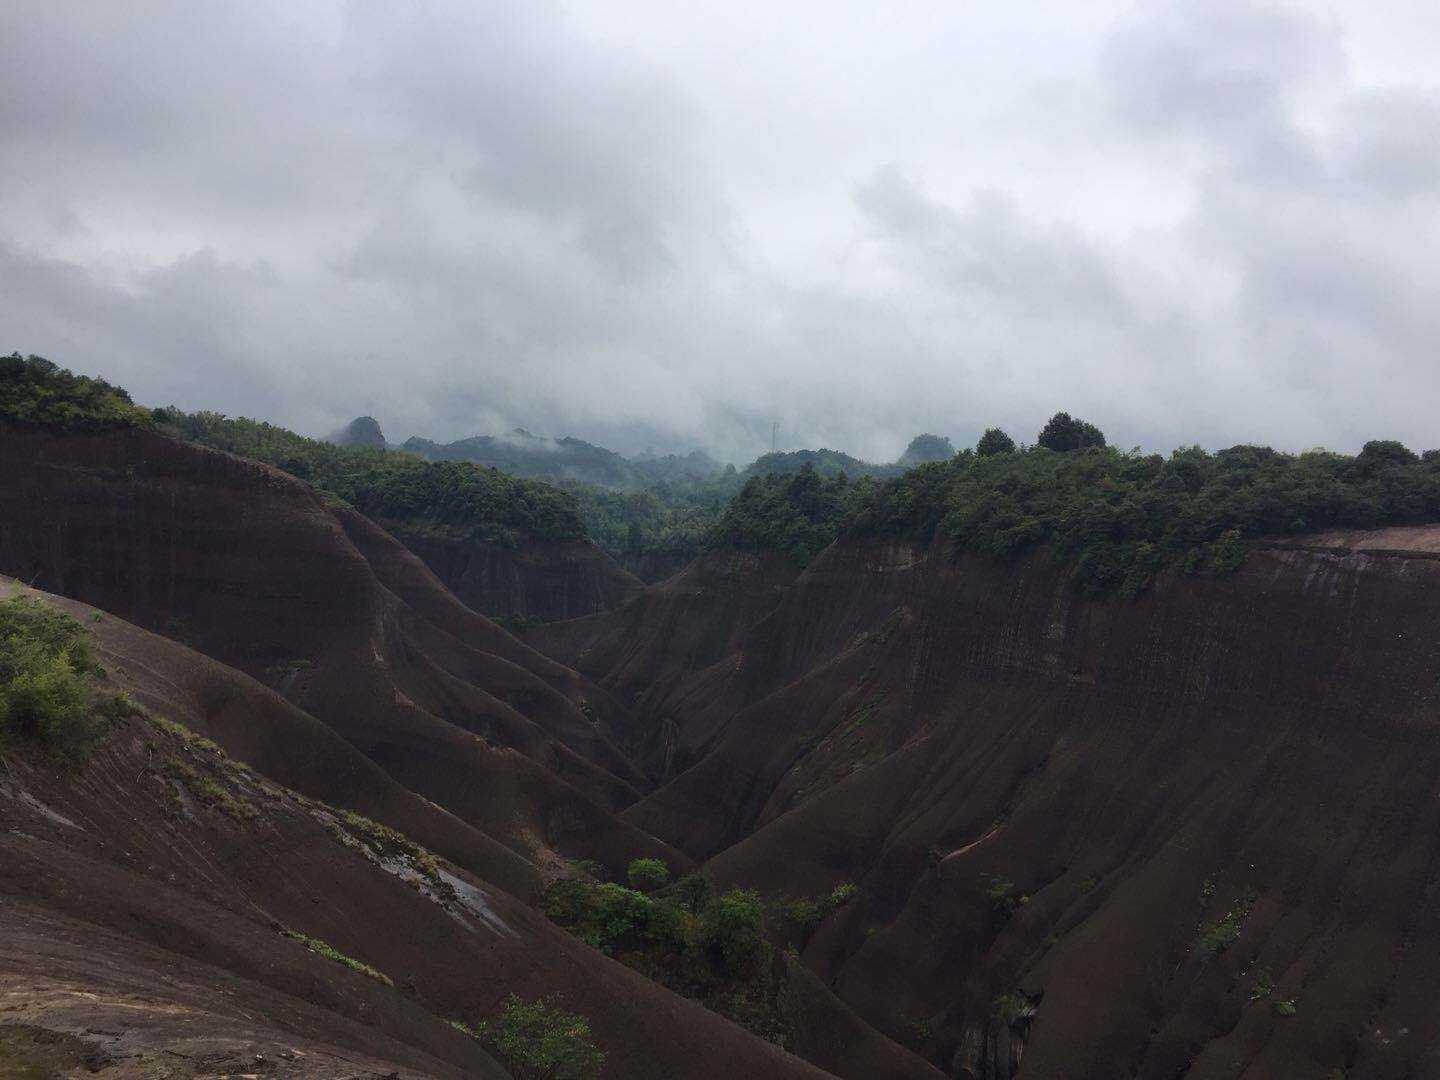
[{"left": 540, "top": 858, "right": 857, "bottom": 1047}]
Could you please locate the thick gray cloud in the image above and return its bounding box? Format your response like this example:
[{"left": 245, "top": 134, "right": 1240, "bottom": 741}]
[{"left": 2, "top": 0, "right": 1439, "bottom": 461}]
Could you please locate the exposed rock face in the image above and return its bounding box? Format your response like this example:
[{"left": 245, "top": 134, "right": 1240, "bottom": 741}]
[
  {"left": 382, "top": 518, "right": 644, "bottom": 621},
  {"left": 330, "top": 414, "right": 387, "bottom": 449},
  {"left": 534, "top": 528, "right": 1440, "bottom": 1078}
]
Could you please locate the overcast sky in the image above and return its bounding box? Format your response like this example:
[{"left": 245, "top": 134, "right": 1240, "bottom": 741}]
[{"left": 3, "top": 1, "right": 1440, "bottom": 462}]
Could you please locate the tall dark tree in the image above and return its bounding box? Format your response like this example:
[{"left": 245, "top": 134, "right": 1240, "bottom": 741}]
[
  {"left": 976, "top": 428, "right": 1016, "bottom": 456},
  {"left": 1036, "top": 412, "right": 1105, "bottom": 452}
]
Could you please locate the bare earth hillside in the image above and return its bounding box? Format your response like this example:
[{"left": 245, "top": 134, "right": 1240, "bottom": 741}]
[
  {"left": 534, "top": 529, "right": 1440, "bottom": 1078},
  {"left": 0, "top": 425, "right": 933, "bottom": 1079}
]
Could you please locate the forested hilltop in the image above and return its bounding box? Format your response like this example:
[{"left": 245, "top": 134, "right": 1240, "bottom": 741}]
[
  {"left": 8, "top": 352, "right": 1440, "bottom": 600},
  {"left": 0, "top": 353, "right": 584, "bottom": 547},
  {"left": 715, "top": 416, "right": 1440, "bottom": 596},
  {"left": 383, "top": 424, "right": 959, "bottom": 566}
]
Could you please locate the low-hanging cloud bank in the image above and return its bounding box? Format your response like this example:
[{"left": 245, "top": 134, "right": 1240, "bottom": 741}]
[{"left": 2, "top": 0, "right": 1439, "bottom": 463}]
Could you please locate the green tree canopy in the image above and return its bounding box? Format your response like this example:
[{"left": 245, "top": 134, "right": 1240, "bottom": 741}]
[
  {"left": 0, "top": 353, "right": 151, "bottom": 431},
  {"left": 976, "top": 428, "right": 1017, "bottom": 456},
  {"left": 475, "top": 994, "right": 604, "bottom": 1080},
  {"left": 1036, "top": 412, "right": 1106, "bottom": 452}
]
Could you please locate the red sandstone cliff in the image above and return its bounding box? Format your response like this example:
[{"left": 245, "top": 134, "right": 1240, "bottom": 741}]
[{"left": 535, "top": 528, "right": 1440, "bottom": 1079}]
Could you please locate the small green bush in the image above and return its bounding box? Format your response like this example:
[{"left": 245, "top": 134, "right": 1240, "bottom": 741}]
[
  {"left": 627, "top": 857, "right": 670, "bottom": 892},
  {"left": 825, "top": 882, "right": 858, "bottom": 910},
  {"left": 0, "top": 595, "right": 105, "bottom": 759},
  {"left": 784, "top": 898, "right": 822, "bottom": 930},
  {"left": 674, "top": 871, "right": 715, "bottom": 914},
  {"left": 541, "top": 871, "right": 654, "bottom": 955},
  {"left": 1197, "top": 888, "right": 1257, "bottom": 959},
  {"left": 701, "top": 888, "right": 771, "bottom": 981},
  {"left": 986, "top": 877, "right": 1017, "bottom": 916},
  {"left": 1248, "top": 967, "right": 1274, "bottom": 1002},
  {"left": 0, "top": 596, "right": 94, "bottom": 674},
  {"left": 474, "top": 994, "right": 605, "bottom": 1080}
]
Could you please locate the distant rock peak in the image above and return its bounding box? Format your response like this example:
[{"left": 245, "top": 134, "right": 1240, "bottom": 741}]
[{"left": 331, "top": 415, "right": 387, "bottom": 450}]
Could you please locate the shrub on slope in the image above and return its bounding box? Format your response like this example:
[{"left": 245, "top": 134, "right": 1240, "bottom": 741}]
[{"left": 0, "top": 594, "right": 107, "bottom": 758}]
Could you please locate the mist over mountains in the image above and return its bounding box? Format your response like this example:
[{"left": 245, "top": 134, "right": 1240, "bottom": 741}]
[
  {"left": 9, "top": 2, "right": 1440, "bottom": 460},
  {"left": 330, "top": 414, "right": 958, "bottom": 492}
]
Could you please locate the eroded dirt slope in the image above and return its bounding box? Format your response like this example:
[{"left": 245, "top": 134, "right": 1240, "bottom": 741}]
[
  {"left": 0, "top": 427, "right": 664, "bottom": 876},
  {"left": 0, "top": 428, "right": 934, "bottom": 1078},
  {"left": 0, "top": 582, "right": 837, "bottom": 1080},
  {"left": 534, "top": 530, "right": 1440, "bottom": 1079}
]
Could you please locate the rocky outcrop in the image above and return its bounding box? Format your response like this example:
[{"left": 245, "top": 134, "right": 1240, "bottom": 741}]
[{"left": 329, "top": 414, "right": 387, "bottom": 449}]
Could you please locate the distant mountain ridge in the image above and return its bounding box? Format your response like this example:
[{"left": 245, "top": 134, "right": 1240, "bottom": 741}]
[
  {"left": 323, "top": 420, "right": 961, "bottom": 579},
  {"left": 401, "top": 428, "right": 726, "bottom": 491},
  {"left": 354, "top": 422, "right": 958, "bottom": 491}
]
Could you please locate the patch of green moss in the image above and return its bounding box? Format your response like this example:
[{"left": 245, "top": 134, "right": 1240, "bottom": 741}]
[
  {"left": 163, "top": 758, "right": 257, "bottom": 821},
  {"left": 278, "top": 929, "right": 393, "bottom": 986},
  {"left": 1197, "top": 887, "right": 1257, "bottom": 959},
  {"left": 1249, "top": 967, "right": 1275, "bottom": 1002}
]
